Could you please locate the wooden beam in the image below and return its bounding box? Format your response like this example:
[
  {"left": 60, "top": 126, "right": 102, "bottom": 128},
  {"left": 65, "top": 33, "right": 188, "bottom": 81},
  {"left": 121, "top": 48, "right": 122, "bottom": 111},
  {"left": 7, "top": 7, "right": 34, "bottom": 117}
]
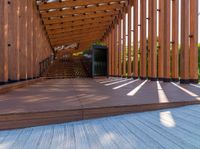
[
  {"left": 39, "top": 0, "right": 125, "bottom": 10},
  {"left": 8, "top": 0, "right": 20, "bottom": 81},
  {"left": 114, "top": 24, "right": 118, "bottom": 76},
  {"left": 180, "top": 0, "right": 189, "bottom": 83},
  {"left": 148, "top": 0, "right": 152, "bottom": 78},
  {"left": 163, "top": 0, "right": 170, "bottom": 81},
  {"left": 158, "top": 0, "right": 164, "bottom": 80},
  {"left": 111, "top": 27, "right": 115, "bottom": 76},
  {"left": 43, "top": 11, "right": 118, "bottom": 25},
  {"left": 133, "top": 0, "right": 138, "bottom": 78},
  {"left": 172, "top": 0, "right": 179, "bottom": 81},
  {"left": 0, "top": 0, "right": 8, "bottom": 83},
  {"left": 41, "top": 3, "right": 124, "bottom": 18},
  {"left": 140, "top": 0, "right": 147, "bottom": 79},
  {"left": 189, "top": 0, "right": 198, "bottom": 83},
  {"left": 127, "top": 5, "right": 132, "bottom": 77}
]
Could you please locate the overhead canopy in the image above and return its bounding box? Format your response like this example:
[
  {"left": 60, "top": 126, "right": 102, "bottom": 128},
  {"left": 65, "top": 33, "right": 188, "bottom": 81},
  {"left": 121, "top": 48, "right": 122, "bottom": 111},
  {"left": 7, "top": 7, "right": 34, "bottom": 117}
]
[{"left": 36, "top": 0, "right": 127, "bottom": 51}]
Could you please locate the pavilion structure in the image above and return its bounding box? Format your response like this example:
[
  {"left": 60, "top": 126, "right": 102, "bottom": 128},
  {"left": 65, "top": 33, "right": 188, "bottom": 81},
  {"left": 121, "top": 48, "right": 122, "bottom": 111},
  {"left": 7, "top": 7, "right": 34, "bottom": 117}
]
[{"left": 0, "top": 0, "right": 199, "bottom": 130}]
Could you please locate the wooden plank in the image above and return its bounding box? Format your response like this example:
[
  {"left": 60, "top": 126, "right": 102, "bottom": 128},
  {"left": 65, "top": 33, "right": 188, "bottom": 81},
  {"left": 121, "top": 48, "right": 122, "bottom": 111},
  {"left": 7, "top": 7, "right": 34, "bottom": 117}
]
[
  {"left": 118, "top": 19, "right": 122, "bottom": 76},
  {"left": 0, "top": 0, "right": 8, "bottom": 83},
  {"left": 123, "top": 13, "right": 127, "bottom": 77},
  {"left": 158, "top": 0, "right": 164, "bottom": 80},
  {"left": 180, "top": 0, "right": 189, "bottom": 83},
  {"left": 150, "top": 0, "right": 157, "bottom": 79},
  {"left": 163, "top": 0, "right": 171, "bottom": 81},
  {"left": 112, "top": 27, "right": 115, "bottom": 76},
  {"left": 171, "top": 0, "right": 179, "bottom": 81},
  {"left": 41, "top": 3, "right": 124, "bottom": 18},
  {"left": 189, "top": 0, "right": 198, "bottom": 82},
  {"left": 8, "top": 0, "right": 20, "bottom": 81},
  {"left": 43, "top": 11, "right": 118, "bottom": 25},
  {"left": 127, "top": 5, "right": 132, "bottom": 77},
  {"left": 19, "top": 0, "right": 28, "bottom": 80},
  {"left": 133, "top": 0, "right": 138, "bottom": 78},
  {"left": 148, "top": 0, "right": 152, "bottom": 78},
  {"left": 140, "top": 0, "right": 147, "bottom": 79}
]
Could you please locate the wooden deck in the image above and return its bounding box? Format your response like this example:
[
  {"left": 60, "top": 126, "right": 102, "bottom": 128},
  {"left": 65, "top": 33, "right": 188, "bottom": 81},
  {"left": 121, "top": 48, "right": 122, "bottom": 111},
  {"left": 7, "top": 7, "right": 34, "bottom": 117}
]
[
  {"left": 1, "top": 104, "right": 200, "bottom": 149},
  {"left": 1, "top": 77, "right": 200, "bottom": 130}
]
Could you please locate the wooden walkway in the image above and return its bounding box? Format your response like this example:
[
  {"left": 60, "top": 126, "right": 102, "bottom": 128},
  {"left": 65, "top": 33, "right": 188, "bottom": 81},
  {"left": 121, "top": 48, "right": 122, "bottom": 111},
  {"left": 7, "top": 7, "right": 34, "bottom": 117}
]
[
  {"left": 1, "top": 77, "right": 200, "bottom": 130},
  {"left": 1, "top": 104, "right": 200, "bottom": 149}
]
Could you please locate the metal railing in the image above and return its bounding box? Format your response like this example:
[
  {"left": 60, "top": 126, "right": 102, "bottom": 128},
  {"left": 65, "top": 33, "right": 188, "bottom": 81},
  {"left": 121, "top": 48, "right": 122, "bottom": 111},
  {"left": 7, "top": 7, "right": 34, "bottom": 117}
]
[{"left": 39, "top": 55, "right": 54, "bottom": 76}]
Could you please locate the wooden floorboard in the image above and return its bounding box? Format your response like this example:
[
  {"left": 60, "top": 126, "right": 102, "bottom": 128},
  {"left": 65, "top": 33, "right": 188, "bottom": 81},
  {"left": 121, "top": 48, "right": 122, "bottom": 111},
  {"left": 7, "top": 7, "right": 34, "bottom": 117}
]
[{"left": 1, "top": 105, "right": 200, "bottom": 148}]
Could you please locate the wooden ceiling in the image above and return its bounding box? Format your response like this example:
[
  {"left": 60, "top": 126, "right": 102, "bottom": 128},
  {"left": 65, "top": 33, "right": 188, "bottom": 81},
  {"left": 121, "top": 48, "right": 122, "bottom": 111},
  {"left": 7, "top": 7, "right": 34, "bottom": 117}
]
[{"left": 36, "top": 0, "right": 127, "bottom": 51}]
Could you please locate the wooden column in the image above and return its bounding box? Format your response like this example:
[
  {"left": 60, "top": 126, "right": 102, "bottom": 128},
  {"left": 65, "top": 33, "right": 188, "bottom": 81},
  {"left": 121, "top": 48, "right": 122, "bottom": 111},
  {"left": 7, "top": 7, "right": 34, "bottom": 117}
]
[
  {"left": 8, "top": 0, "right": 20, "bottom": 81},
  {"left": 0, "top": 0, "right": 8, "bottom": 83},
  {"left": 150, "top": 0, "right": 157, "bottom": 80},
  {"left": 27, "top": 0, "right": 34, "bottom": 79},
  {"left": 108, "top": 32, "right": 112, "bottom": 76},
  {"left": 123, "top": 13, "right": 127, "bottom": 77},
  {"left": 118, "top": 19, "right": 122, "bottom": 77},
  {"left": 111, "top": 27, "right": 115, "bottom": 76},
  {"left": 19, "top": 0, "right": 28, "bottom": 80},
  {"left": 158, "top": 0, "right": 164, "bottom": 80},
  {"left": 163, "top": 0, "right": 171, "bottom": 81},
  {"left": 148, "top": 0, "right": 152, "bottom": 78},
  {"left": 140, "top": 0, "right": 147, "bottom": 79},
  {"left": 114, "top": 24, "right": 118, "bottom": 76},
  {"left": 171, "top": 0, "right": 179, "bottom": 81},
  {"left": 133, "top": 0, "right": 138, "bottom": 78},
  {"left": 128, "top": 5, "right": 132, "bottom": 77},
  {"left": 189, "top": 0, "right": 198, "bottom": 83},
  {"left": 180, "top": 0, "right": 189, "bottom": 83}
]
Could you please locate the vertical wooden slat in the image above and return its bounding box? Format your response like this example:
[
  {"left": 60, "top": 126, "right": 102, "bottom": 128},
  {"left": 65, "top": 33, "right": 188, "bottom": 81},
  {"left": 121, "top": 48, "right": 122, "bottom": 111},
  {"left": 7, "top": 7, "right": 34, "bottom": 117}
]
[
  {"left": 19, "top": 0, "right": 28, "bottom": 80},
  {"left": 115, "top": 24, "right": 118, "bottom": 76},
  {"left": 108, "top": 32, "right": 112, "bottom": 76},
  {"left": 128, "top": 5, "right": 132, "bottom": 77},
  {"left": 111, "top": 27, "right": 115, "bottom": 76},
  {"left": 118, "top": 19, "right": 122, "bottom": 77},
  {"left": 158, "top": 0, "right": 164, "bottom": 80},
  {"left": 180, "top": 0, "right": 189, "bottom": 83},
  {"left": 148, "top": 0, "right": 152, "bottom": 78},
  {"left": 150, "top": 0, "right": 157, "bottom": 80},
  {"left": 0, "top": 0, "right": 8, "bottom": 83},
  {"left": 163, "top": 0, "right": 171, "bottom": 81},
  {"left": 8, "top": 0, "right": 20, "bottom": 81},
  {"left": 133, "top": 0, "right": 139, "bottom": 78},
  {"left": 171, "top": 0, "right": 179, "bottom": 81},
  {"left": 140, "top": 0, "right": 147, "bottom": 79},
  {"left": 27, "top": 0, "right": 34, "bottom": 79},
  {"left": 189, "top": 0, "right": 198, "bottom": 83},
  {"left": 123, "top": 13, "right": 127, "bottom": 77}
]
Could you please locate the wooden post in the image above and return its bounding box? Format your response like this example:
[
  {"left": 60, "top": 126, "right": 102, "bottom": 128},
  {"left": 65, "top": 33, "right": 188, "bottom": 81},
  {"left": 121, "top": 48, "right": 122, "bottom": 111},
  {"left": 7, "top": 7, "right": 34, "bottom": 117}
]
[
  {"left": 8, "top": 0, "right": 20, "bottom": 81},
  {"left": 133, "top": 0, "right": 138, "bottom": 79},
  {"left": 163, "top": 0, "right": 171, "bottom": 82},
  {"left": 109, "top": 32, "right": 112, "bottom": 76},
  {"left": 140, "top": 0, "right": 147, "bottom": 79},
  {"left": 19, "top": 0, "right": 28, "bottom": 80},
  {"left": 115, "top": 24, "right": 118, "bottom": 76},
  {"left": 180, "top": 0, "right": 189, "bottom": 83},
  {"left": 148, "top": 0, "right": 152, "bottom": 78},
  {"left": 123, "top": 13, "right": 127, "bottom": 77},
  {"left": 158, "top": 0, "right": 164, "bottom": 80},
  {"left": 150, "top": 0, "right": 157, "bottom": 80},
  {"left": 0, "top": 0, "right": 8, "bottom": 83},
  {"left": 171, "top": 0, "right": 179, "bottom": 81},
  {"left": 118, "top": 19, "right": 122, "bottom": 77},
  {"left": 189, "top": 0, "right": 198, "bottom": 83},
  {"left": 128, "top": 5, "right": 132, "bottom": 77}
]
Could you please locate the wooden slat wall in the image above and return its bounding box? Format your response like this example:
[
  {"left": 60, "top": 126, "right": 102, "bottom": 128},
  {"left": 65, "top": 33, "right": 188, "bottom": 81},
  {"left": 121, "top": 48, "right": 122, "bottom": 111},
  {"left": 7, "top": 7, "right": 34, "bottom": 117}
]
[
  {"left": 189, "top": 0, "right": 198, "bottom": 83},
  {"left": 0, "top": 0, "right": 8, "bottom": 83},
  {"left": 0, "top": 0, "right": 52, "bottom": 83},
  {"left": 171, "top": 0, "right": 179, "bottom": 81}
]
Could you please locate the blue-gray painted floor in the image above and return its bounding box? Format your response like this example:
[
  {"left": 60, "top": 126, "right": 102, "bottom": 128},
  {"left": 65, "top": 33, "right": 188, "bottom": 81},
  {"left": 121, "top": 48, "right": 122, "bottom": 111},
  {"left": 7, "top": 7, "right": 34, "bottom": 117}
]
[{"left": 1, "top": 104, "right": 200, "bottom": 149}]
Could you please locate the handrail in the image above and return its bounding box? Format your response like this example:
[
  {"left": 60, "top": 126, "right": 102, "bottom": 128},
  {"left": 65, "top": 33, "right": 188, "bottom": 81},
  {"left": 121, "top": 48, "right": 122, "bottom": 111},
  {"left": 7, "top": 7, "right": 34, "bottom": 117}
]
[{"left": 39, "top": 55, "right": 54, "bottom": 76}]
